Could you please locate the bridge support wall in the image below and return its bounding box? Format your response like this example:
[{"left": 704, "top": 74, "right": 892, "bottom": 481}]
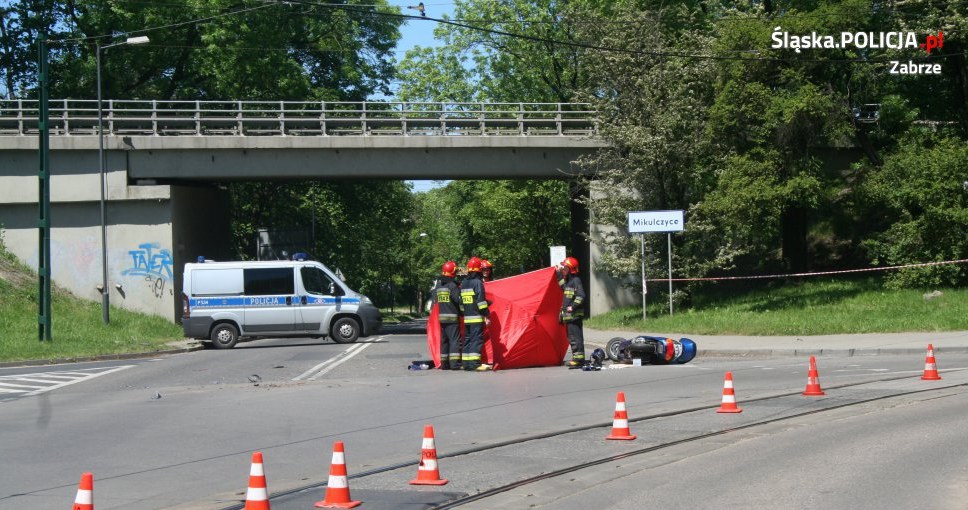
[{"left": 0, "top": 147, "right": 231, "bottom": 321}]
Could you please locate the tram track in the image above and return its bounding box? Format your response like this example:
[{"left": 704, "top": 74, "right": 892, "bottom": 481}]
[{"left": 216, "top": 370, "right": 967, "bottom": 510}]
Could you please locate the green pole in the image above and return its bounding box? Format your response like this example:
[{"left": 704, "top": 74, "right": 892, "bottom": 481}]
[{"left": 37, "top": 32, "right": 51, "bottom": 341}]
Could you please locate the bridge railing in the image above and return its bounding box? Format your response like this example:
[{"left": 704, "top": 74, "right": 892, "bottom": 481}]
[{"left": 0, "top": 100, "right": 597, "bottom": 137}]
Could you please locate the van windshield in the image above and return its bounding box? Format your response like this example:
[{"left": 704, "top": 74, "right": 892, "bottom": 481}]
[{"left": 302, "top": 266, "right": 339, "bottom": 296}]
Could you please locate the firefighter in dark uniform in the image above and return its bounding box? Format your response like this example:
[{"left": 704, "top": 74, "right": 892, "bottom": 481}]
[
  {"left": 460, "top": 257, "right": 491, "bottom": 371},
  {"left": 433, "top": 261, "right": 463, "bottom": 369},
  {"left": 558, "top": 256, "right": 587, "bottom": 367},
  {"left": 481, "top": 259, "right": 494, "bottom": 282}
]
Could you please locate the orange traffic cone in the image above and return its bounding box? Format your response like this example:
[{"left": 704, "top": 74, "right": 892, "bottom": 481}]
[
  {"left": 244, "top": 452, "right": 270, "bottom": 510},
  {"left": 716, "top": 372, "right": 743, "bottom": 413},
  {"left": 315, "top": 441, "right": 361, "bottom": 509},
  {"left": 921, "top": 344, "right": 942, "bottom": 380},
  {"left": 606, "top": 391, "right": 637, "bottom": 440},
  {"left": 72, "top": 472, "right": 93, "bottom": 510},
  {"left": 410, "top": 425, "right": 448, "bottom": 485},
  {"left": 802, "top": 356, "right": 826, "bottom": 396}
]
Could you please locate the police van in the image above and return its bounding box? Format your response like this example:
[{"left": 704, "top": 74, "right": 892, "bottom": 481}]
[{"left": 181, "top": 259, "right": 382, "bottom": 349}]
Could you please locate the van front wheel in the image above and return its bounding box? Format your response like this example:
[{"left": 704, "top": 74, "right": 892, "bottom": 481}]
[
  {"left": 210, "top": 323, "right": 239, "bottom": 349},
  {"left": 330, "top": 317, "right": 360, "bottom": 344}
]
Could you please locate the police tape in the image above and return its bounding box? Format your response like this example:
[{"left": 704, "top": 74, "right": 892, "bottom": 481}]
[{"left": 648, "top": 258, "right": 968, "bottom": 283}]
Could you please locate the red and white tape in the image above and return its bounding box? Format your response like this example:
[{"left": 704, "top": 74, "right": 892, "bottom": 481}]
[{"left": 649, "top": 258, "right": 968, "bottom": 282}]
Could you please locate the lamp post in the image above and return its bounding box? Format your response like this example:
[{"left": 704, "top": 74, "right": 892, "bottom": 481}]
[{"left": 96, "top": 35, "right": 148, "bottom": 324}]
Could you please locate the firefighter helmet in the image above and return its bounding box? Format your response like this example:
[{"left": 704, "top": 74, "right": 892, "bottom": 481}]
[
  {"left": 481, "top": 259, "right": 493, "bottom": 270},
  {"left": 441, "top": 261, "right": 457, "bottom": 277},
  {"left": 467, "top": 257, "right": 483, "bottom": 272},
  {"left": 561, "top": 256, "right": 579, "bottom": 274}
]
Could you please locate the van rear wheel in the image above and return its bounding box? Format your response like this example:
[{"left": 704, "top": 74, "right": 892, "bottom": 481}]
[
  {"left": 330, "top": 317, "right": 360, "bottom": 344},
  {"left": 210, "top": 323, "right": 239, "bottom": 349}
]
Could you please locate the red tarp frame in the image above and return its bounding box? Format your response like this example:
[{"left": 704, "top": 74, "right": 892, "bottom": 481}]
[{"left": 426, "top": 267, "right": 569, "bottom": 370}]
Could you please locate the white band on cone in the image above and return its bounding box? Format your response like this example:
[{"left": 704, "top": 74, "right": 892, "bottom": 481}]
[
  {"left": 74, "top": 490, "right": 93, "bottom": 504},
  {"left": 328, "top": 475, "right": 348, "bottom": 489},
  {"left": 246, "top": 487, "right": 268, "bottom": 500},
  {"left": 612, "top": 419, "right": 628, "bottom": 428}
]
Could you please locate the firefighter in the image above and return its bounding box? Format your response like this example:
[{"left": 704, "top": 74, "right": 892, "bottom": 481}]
[
  {"left": 558, "top": 256, "right": 587, "bottom": 367},
  {"left": 433, "top": 261, "right": 463, "bottom": 370},
  {"left": 460, "top": 256, "right": 491, "bottom": 371},
  {"left": 481, "top": 259, "right": 494, "bottom": 282}
]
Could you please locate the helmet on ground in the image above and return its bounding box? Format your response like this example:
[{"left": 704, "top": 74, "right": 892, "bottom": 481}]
[
  {"left": 591, "top": 348, "right": 606, "bottom": 365},
  {"left": 467, "top": 257, "right": 483, "bottom": 272},
  {"left": 561, "top": 256, "right": 579, "bottom": 274},
  {"left": 441, "top": 261, "right": 457, "bottom": 277}
]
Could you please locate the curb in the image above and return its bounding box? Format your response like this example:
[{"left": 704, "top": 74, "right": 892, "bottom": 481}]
[
  {"left": 0, "top": 343, "right": 205, "bottom": 369},
  {"left": 698, "top": 346, "right": 968, "bottom": 357}
]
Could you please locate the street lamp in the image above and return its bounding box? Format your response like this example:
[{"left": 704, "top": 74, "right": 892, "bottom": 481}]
[{"left": 97, "top": 35, "right": 149, "bottom": 324}]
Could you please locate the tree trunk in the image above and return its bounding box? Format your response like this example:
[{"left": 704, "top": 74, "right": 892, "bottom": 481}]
[{"left": 781, "top": 205, "right": 809, "bottom": 273}]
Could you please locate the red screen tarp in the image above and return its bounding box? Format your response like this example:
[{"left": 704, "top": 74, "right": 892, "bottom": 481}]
[{"left": 426, "top": 267, "right": 569, "bottom": 370}]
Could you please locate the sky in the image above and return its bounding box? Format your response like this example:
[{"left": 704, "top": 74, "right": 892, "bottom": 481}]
[{"left": 390, "top": 2, "right": 457, "bottom": 193}]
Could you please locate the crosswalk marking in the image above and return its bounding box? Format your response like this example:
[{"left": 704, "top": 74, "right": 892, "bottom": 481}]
[{"left": 0, "top": 365, "right": 135, "bottom": 399}]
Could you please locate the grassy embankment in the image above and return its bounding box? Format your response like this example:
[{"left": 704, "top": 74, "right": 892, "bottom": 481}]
[
  {"left": 585, "top": 277, "right": 968, "bottom": 335},
  {"left": 0, "top": 246, "right": 183, "bottom": 363}
]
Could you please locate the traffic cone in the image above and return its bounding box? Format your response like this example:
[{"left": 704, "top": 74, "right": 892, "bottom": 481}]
[
  {"left": 244, "top": 452, "right": 270, "bottom": 510},
  {"left": 802, "top": 356, "right": 826, "bottom": 396},
  {"left": 72, "top": 472, "right": 93, "bottom": 510},
  {"left": 921, "top": 344, "right": 942, "bottom": 380},
  {"left": 410, "top": 425, "right": 448, "bottom": 485},
  {"left": 315, "top": 441, "right": 361, "bottom": 509},
  {"left": 606, "top": 391, "right": 637, "bottom": 440},
  {"left": 716, "top": 372, "right": 743, "bottom": 413}
]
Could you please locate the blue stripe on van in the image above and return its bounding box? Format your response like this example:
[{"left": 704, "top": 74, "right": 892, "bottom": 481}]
[{"left": 189, "top": 296, "right": 361, "bottom": 309}]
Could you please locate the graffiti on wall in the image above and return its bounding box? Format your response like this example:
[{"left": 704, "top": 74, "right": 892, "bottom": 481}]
[{"left": 122, "top": 242, "right": 174, "bottom": 298}]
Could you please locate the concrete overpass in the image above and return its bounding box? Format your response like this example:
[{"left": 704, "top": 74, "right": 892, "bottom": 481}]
[{"left": 0, "top": 99, "right": 635, "bottom": 322}]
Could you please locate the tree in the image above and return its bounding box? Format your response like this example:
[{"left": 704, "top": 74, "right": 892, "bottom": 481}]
[
  {"left": 859, "top": 135, "right": 968, "bottom": 287},
  {"left": 396, "top": 0, "right": 597, "bottom": 103},
  {"left": 229, "top": 180, "right": 416, "bottom": 304},
  {"left": 10, "top": 0, "right": 402, "bottom": 100},
  {"left": 574, "top": 2, "right": 719, "bottom": 280}
]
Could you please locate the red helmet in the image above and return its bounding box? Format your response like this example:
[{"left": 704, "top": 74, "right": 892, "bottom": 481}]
[
  {"left": 441, "top": 261, "right": 457, "bottom": 277},
  {"left": 481, "top": 259, "right": 493, "bottom": 270},
  {"left": 561, "top": 256, "right": 579, "bottom": 274},
  {"left": 467, "top": 256, "right": 483, "bottom": 272}
]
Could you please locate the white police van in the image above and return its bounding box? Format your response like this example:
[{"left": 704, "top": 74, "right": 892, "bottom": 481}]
[{"left": 181, "top": 259, "right": 382, "bottom": 349}]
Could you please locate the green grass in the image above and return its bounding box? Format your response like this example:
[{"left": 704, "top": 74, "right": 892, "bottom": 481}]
[
  {"left": 585, "top": 277, "right": 968, "bottom": 335},
  {"left": 0, "top": 248, "right": 183, "bottom": 363}
]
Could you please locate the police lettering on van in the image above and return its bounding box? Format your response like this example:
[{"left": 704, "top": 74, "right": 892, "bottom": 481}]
[{"left": 182, "top": 259, "right": 382, "bottom": 349}]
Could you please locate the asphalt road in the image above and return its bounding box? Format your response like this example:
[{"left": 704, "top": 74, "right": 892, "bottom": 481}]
[{"left": 2, "top": 323, "right": 966, "bottom": 510}]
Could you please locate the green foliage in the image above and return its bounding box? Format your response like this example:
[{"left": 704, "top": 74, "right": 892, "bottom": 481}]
[
  {"left": 411, "top": 180, "right": 571, "bottom": 280},
  {"left": 396, "top": 0, "right": 597, "bottom": 103},
  {"left": 229, "top": 180, "right": 415, "bottom": 305},
  {"left": 8, "top": 0, "right": 402, "bottom": 100},
  {"left": 0, "top": 250, "right": 182, "bottom": 362},
  {"left": 859, "top": 135, "right": 968, "bottom": 287}
]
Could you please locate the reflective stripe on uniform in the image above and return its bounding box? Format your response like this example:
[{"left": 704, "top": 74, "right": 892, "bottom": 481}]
[{"left": 464, "top": 316, "right": 484, "bottom": 324}]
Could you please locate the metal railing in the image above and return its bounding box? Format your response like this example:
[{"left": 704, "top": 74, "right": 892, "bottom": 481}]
[{"left": 0, "top": 99, "right": 597, "bottom": 137}]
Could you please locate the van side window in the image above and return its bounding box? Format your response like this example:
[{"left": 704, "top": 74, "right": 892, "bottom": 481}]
[
  {"left": 244, "top": 268, "right": 295, "bottom": 295},
  {"left": 302, "top": 267, "right": 341, "bottom": 296}
]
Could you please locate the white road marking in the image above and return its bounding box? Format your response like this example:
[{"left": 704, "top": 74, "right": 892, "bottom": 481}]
[
  {"left": 0, "top": 365, "right": 135, "bottom": 399},
  {"left": 293, "top": 337, "right": 382, "bottom": 381}
]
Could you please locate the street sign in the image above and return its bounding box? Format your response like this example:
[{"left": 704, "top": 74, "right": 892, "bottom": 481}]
[
  {"left": 550, "top": 245, "right": 566, "bottom": 266},
  {"left": 628, "top": 210, "right": 686, "bottom": 320},
  {"left": 628, "top": 210, "right": 685, "bottom": 233}
]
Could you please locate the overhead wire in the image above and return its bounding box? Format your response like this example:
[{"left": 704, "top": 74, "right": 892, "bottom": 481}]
[{"left": 43, "top": 0, "right": 967, "bottom": 63}]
